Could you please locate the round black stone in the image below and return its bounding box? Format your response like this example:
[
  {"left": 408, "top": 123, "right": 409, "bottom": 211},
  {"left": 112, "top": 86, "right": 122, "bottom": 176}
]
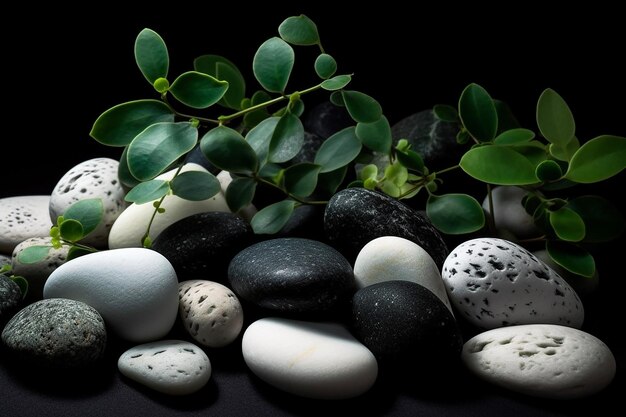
[
  {"left": 303, "top": 100, "right": 353, "bottom": 140},
  {"left": 0, "top": 275, "right": 22, "bottom": 326}
]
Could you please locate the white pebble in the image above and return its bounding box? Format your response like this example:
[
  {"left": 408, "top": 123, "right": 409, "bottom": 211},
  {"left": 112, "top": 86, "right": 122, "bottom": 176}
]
[{"left": 0, "top": 196, "right": 52, "bottom": 253}]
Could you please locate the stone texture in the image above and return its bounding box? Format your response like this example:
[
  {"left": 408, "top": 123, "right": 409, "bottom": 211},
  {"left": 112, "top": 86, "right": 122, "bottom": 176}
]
[
  {"left": 0, "top": 196, "right": 52, "bottom": 253},
  {"left": 533, "top": 249, "right": 599, "bottom": 298},
  {"left": 303, "top": 100, "right": 353, "bottom": 140},
  {"left": 0, "top": 274, "right": 22, "bottom": 325}
]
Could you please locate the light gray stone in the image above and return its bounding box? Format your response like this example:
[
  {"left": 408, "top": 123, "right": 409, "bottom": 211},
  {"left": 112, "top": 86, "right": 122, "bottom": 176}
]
[
  {"left": 482, "top": 186, "right": 540, "bottom": 239},
  {"left": 0, "top": 196, "right": 52, "bottom": 253}
]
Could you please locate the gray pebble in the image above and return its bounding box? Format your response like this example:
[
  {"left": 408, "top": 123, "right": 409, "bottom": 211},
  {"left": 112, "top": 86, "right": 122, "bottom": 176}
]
[{"left": 0, "top": 196, "right": 52, "bottom": 253}]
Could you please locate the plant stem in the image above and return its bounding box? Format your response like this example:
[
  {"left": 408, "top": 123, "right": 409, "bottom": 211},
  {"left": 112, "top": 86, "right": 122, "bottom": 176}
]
[
  {"left": 434, "top": 165, "right": 460, "bottom": 176},
  {"left": 256, "top": 177, "right": 328, "bottom": 205},
  {"left": 142, "top": 164, "right": 186, "bottom": 246},
  {"left": 162, "top": 95, "right": 220, "bottom": 125}
]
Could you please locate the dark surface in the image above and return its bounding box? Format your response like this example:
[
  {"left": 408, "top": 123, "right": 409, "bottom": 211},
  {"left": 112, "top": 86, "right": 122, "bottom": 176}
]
[{"left": 1, "top": 4, "right": 625, "bottom": 417}]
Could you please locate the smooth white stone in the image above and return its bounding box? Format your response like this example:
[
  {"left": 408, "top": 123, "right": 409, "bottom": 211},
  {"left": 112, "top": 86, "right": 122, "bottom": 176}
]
[
  {"left": 49, "top": 157, "right": 127, "bottom": 248},
  {"left": 0, "top": 196, "right": 52, "bottom": 253},
  {"left": 43, "top": 248, "right": 179, "bottom": 342},
  {"left": 178, "top": 280, "right": 244, "bottom": 348},
  {"left": 11, "top": 237, "right": 69, "bottom": 299},
  {"left": 108, "top": 163, "right": 230, "bottom": 249},
  {"left": 118, "top": 340, "right": 211, "bottom": 395},
  {"left": 353, "top": 236, "right": 452, "bottom": 312},
  {"left": 442, "top": 238, "right": 584, "bottom": 329},
  {"left": 482, "top": 186, "right": 540, "bottom": 239},
  {"left": 242, "top": 317, "right": 378, "bottom": 399},
  {"left": 463, "top": 324, "right": 616, "bottom": 399}
]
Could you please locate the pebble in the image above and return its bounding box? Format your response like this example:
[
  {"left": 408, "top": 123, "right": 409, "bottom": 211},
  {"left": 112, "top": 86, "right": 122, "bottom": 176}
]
[
  {"left": 462, "top": 324, "right": 616, "bottom": 399},
  {"left": 442, "top": 238, "right": 584, "bottom": 329},
  {"left": 178, "top": 280, "right": 244, "bottom": 348},
  {"left": 0, "top": 196, "right": 52, "bottom": 253},
  {"left": 242, "top": 317, "right": 378, "bottom": 399},
  {"left": 43, "top": 248, "right": 179, "bottom": 342},
  {"left": 0, "top": 274, "right": 22, "bottom": 324},
  {"left": 303, "top": 100, "right": 353, "bottom": 139},
  {"left": 353, "top": 236, "right": 452, "bottom": 312},
  {"left": 228, "top": 238, "right": 355, "bottom": 317},
  {"left": 0, "top": 253, "right": 10, "bottom": 268},
  {"left": 482, "top": 186, "right": 540, "bottom": 239},
  {"left": 533, "top": 249, "right": 599, "bottom": 298},
  {"left": 49, "top": 157, "right": 127, "bottom": 247},
  {"left": 118, "top": 340, "right": 211, "bottom": 395},
  {"left": 152, "top": 212, "right": 253, "bottom": 282},
  {"left": 1, "top": 298, "right": 106, "bottom": 368},
  {"left": 324, "top": 188, "right": 448, "bottom": 266}
]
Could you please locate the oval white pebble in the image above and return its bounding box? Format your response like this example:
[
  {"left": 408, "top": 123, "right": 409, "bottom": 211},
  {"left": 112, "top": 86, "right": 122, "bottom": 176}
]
[
  {"left": 118, "top": 340, "right": 211, "bottom": 395},
  {"left": 353, "top": 236, "right": 452, "bottom": 312},
  {"left": 178, "top": 280, "right": 244, "bottom": 348},
  {"left": 242, "top": 317, "right": 378, "bottom": 399},
  {"left": 0, "top": 196, "right": 52, "bottom": 253},
  {"left": 462, "top": 324, "right": 616, "bottom": 399},
  {"left": 43, "top": 248, "right": 179, "bottom": 342},
  {"left": 482, "top": 186, "right": 540, "bottom": 238}
]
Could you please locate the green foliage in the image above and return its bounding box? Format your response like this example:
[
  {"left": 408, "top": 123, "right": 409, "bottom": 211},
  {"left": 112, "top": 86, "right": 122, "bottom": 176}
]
[
  {"left": 460, "top": 146, "right": 539, "bottom": 185},
  {"left": 253, "top": 37, "right": 294, "bottom": 93},
  {"left": 536, "top": 88, "right": 575, "bottom": 146},
  {"left": 170, "top": 171, "right": 220, "bottom": 201},
  {"left": 135, "top": 28, "right": 169, "bottom": 84},
  {"left": 314, "top": 127, "right": 362, "bottom": 173},
  {"left": 566, "top": 135, "right": 626, "bottom": 183},
  {"left": 17, "top": 245, "right": 51, "bottom": 264},
  {"left": 426, "top": 194, "right": 485, "bottom": 234},
  {"left": 278, "top": 14, "right": 320, "bottom": 46},
  {"left": 125, "top": 179, "right": 170, "bottom": 204},
  {"left": 251, "top": 200, "right": 296, "bottom": 234},
  {"left": 315, "top": 54, "right": 337, "bottom": 79},
  {"left": 169, "top": 71, "right": 228, "bottom": 109},
  {"left": 459, "top": 83, "right": 497, "bottom": 142},
  {"left": 201, "top": 126, "right": 258, "bottom": 174},
  {"left": 269, "top": 112, "right": 304, "bottom": 163},
  {"left": 194, "top": 55, "right": 246, "bottom": 110}
]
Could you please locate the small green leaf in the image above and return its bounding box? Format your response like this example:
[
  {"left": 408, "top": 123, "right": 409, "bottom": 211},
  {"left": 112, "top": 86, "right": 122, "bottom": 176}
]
[
  {"left": 143, "top": 236, "right": 152, "bottom": 249},
  {"left": 460, "top": 145, "right": 538, "bottom": 185},
  {"left": 269, "top": 112, "right": 304, "bottom": 163},
  {"left": 546, "top": 241, "right": 595, "bottom": 277},
  {"left": 355, "top": 116, "right": 392, "bottom": 154},
  {"left": 246, "top": 117, "right": 280, "bottom": 163},
  {"left": 535, "top": 160, "right": 563, "bottom": 182},
  {"left": 360, "top": 164, "right": 378, "bottom": 181},
  {"left": 536, "top": 88, "right": 575, "bottom": 146},
  {"left": 253, "top": 37, "right": 294, "bottom": 93},
  {"left": 135, "top": 28, "right": 169, "bottom": 84},
  {"left": 565, "top": 135, "right": 626, "bottom": 183},
  {"left": 458, "top": 83, "right": 498, "bottom": 142},
  {"left": 321, "top": 75, "right": 352, "bottom": 91},
  {"left": 494, "top": 128, "right": 535, "bottom": 145},
  {"left": 290, "top": 99, "right": 305, "bottom": 117},
  {"left": 549, "top": 136, "right": 580, "bottom": 162},
  {"left": 128, "top": 122, "right": 198, "bottom": 181},
  {"left": 330, "top": 91, "right": 345, "bottom": 106},
  {"left": 314, "top": 127, "right": 362, "bottom": 173},
  {"left": 63, "top": 198, "right": 103, "bottom": 237},
  {"left": 342, "top": 90, "right": 382, "bottom": 123},
  {"left": 17, "top": 245, "right": 51, "bottom": 264},
  {"left": 456, "top": 130, "right": 470, "bottom": 144},
  {"left": 194, "top": 55, "right": 246, "bottom": 110},
  {"left": 317, "top": 166, "right": 348, "bottom": 195},
  {"left": 125, "top": 180, "right": 170, "bottom": 204},
  {"left": 251, "top": 200, "right": 296, "bottom": 234},
  {"left": 433, "top": 104, "right": 458, "bottom": 122},
  {"left": 284, "top": 163, "right": 321, "bottom": 197},
  {"left": 9, "top": 276, "right": 28, "bottom": 298},
  {"left": 67, "top": 246, "right": 93, "bottom": 261},
  {"left": 523, "top": 193, "right": 542, "bottom": 216},
  {"left": 226, "top": 177, "right": 257, "bottom": 213},
  {"left": 514, "top": 142, "right": 549, "bottom": 166},
  {"left": 59, "top": 219, "right": 84, "bottom": 242},
  {"left": 549, "top": 207, "right": 585, "bottom": 242},
  {"left": 384, "top": 162, "right": 409, "bottom": 187},
  {"left": 153, "top": 77, "right": 169, "bottom": 93},
  {"left": 170, "top": 171, "right": 220, "bottom": 201},
  {"left": 426, "top": 193, "right": 485, "bottom": 234},
  {"left": 381, "top": 181, "right": 401, "bottom": 197},
  {"left": 90, "top": 100, "right": 174, "bottom": 147},
  {"left": 258, "top": 163, "right": 283, "bottom": 181},
  {"left": 200, "top": 126, "right": 258, "bottom": 174},
  {"left": 118, "top": 147, "right": 141, "bottom": 188},
  {"left": 568, "top": 196, "right": 625, "bottom": 242},
  {"left": 278, "top": 14, "right": 320, "bottom": 45},
  {"left": 396, "top": 150, "right": 425, "bottom": 173},
  {"left": 169, "top": 71, "right": 229, "bottom": 109},
  {"left": 314, "top": 53, "right": 337, "bottom": 79}
]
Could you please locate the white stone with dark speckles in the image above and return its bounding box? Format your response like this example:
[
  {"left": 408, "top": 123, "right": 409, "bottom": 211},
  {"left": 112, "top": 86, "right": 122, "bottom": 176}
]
[
  {"left": 0, "top": 196, "right": 52, "bottom": 253},
  {"left": 442, "top": 238, "right": 583, "bottom": 329}
]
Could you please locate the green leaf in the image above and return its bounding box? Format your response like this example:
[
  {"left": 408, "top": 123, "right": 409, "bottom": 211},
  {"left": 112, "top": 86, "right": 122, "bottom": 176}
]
[
  {"left": 433, "top": 104, "right": 458, "bottom": 122},
  {"left": 269, "top": 112, "right": 304, "bottom": 163},
  {"left": 59, "top": 219, "right": 84, "bottom": 242},
  {"left": 321, "top": 75, "right": 352, "bottom": 91},
  {"left": 568, "top": 196, "right": 625, "bottom": 242},
  {"left": 514, "top": 142, "right": 549, "bottom": 166},
  {"left": 169, "top": 71, "right": 229, "bottom": 109},
  {"left": 494, "top": 128, "right": 535, "bottom": 145},
  {"left": 67, "top": 246, "right": 93, "bottom": 261},
  {"left": 284, "top": 163, "right": 321, "bottom": 197},
  {"left": 314, "top": 53, "right": 337, "bottom": 79},
  {"left": 317, "top": 165, "right": 348, "bottom": 195},
  {"left": 170, "top": 171, "right": 220, "bottom": 201},
  {"left": 246, "top": 116, "right": 280, "bottom": 163},
  {"left": 535, "top": 160, "right": 563, "bottom": 182},
  {"left": 360, "top": 164, "right": 378, "bottom": 181},
  {"left": 460, "top": 145, "right": 538, "bottom": 185},
  {"left": 226, "top": 177, "right": 257, "bottom": 213},
  {"left": 278, "top": 14, "right": 320, "bottom": 45},
  {"left": 536, "top": 88, "right": 575, "bottom": 146},
  {"left": 426, "top": 193, "right": 485, "bottom": 234},
  {"left": 314, "top": 127, "right": 362, "bottom": 173},
  {"left": 125, "top": 180, "right": 170, "bottom": 204},
  {"left": 549, "top": 207, "right": 585, "bottom": 242},
  {"left": 63, "top": 198, "right": 103, "bottom": 237},
  {"left": 458, "top": 83, "right": 498, "bottom": 142},
  {"left": 342, "top": 90, "right": 382, "bottom": 123},
  {"left": 200, "top": 125, "right": 258, "bottom": 174},
  {"left": 9, "top": 275, "right": 28, "bottom": 298},
  {"left": 396, "top": 149, "right": 425, "bottom": 173},
  {"left": 128, "top": 122, "right": 198, "bottom": 181},
  {"left": 549, "top": 136, "right": 580, "bottom": 162},
  {"left": 118, "top": 147, "right": 141, "bottom": 188},
  {"left": 194, "top": 55, "right": 246, "bottom": 110},
  {"left": 356, "top": 116, "right": 392, "bottom": 153},
  {"left": 565, "top": 135, "right": 626, "bottom": 183},
  {"left": 90, "top": 100, "right": 174, "bottom": 146},
  {"left": 546, "top": 241, "right": 595, "bottom": 277},
  {"left": 17, "top": 245, "right": 51, "bottom": 264},
  {"left": 384, "top": 162, "right": 408, "bottom": 187},
  {"left": 290, "top": 99, "right": 305, "bottom": 117},
  {"left": 253, "top": 37, "right": 294, "bottom": 93},
  {"left": 494, "top": 99, "right": 520, "bottom": 133},
  {"left": 135, "top": 28, "right": 169, "bottom": 84},
  {"left": 251, "top": 200, "right": 296, "bottom": 234},
  {"left": 330, "top": 91, "right": 345, "bottom": 106}
]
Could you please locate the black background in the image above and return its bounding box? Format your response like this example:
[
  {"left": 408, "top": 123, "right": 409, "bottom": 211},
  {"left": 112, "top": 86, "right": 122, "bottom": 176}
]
[{"left": 1, "top": 4, "right": 625, "bottom": 417}]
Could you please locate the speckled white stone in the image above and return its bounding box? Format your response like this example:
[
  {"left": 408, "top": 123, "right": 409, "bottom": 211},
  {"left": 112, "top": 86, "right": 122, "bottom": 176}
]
[
  {"left": 108, "top": 163, "right": 230, "bottom": 249},
  {"left": 533, "top": 249, "right": 599, "bottom": 298},
  {"left": 242, "top": 317, "right": 378, "bottom": 399},
  {"left": 0, "top": 254, "right": 10, "bottom": 268},
  {"left": 463, "top": 324, "right": 616, "bottom": 399},
  {"left": 482, "top": 186, "right": 540, "bottom": 239},
  {"left": 353, "top": 236, "right": 452, "bottom": 312},
  {"left": 11, "top": 237, "right": 69, "bottom": 300},
  {"left": 0, "top": 196, "right": 52, "bottom": 253},
  {"left": 49, "top": 157, "right": 127, "bottom": 248},
  {"left": 442, "top": 238, "right": 584, "bottom": 329},
  {"left": 43, "top": 248, "right": 179, "bottom": 342},
  {"left": 118, "top": 340, "right": 211, "bottom": 395},
  {"left": 178, "top": 280, "right": 244, "bottom": 348}
]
